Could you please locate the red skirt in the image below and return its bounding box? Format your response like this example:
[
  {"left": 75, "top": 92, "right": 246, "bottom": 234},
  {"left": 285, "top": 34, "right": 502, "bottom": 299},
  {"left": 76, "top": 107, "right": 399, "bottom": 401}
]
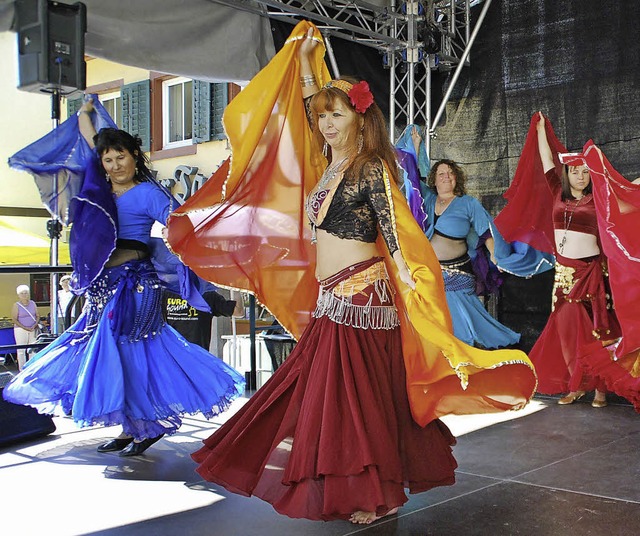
[
  {"left": 192, "top": 259, "right": 457, "bottom": 521},
  {"left": 578, "top": 341, "right": 640, "bottom": 412},
  {"left": 530, "top": 255, "right": 620, "bottom": 395}
]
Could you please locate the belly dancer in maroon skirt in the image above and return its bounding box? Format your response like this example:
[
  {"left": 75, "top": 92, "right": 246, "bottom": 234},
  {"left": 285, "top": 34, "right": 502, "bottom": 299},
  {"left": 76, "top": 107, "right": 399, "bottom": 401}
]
[
  {"left": 186, "top": 23, "right": 536, "bottom": 525},
  {"left": 192, "top": 28, "right": 457, "bottom": 524}
]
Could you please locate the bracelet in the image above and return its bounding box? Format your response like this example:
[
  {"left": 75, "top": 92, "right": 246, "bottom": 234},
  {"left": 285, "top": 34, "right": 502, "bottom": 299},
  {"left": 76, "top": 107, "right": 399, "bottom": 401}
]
[
  {"left": 77, "top": 110, "right": 90, "bottom": 116},
  {"left": 300, "top": 74, "right": 317, "bottom": 87}
]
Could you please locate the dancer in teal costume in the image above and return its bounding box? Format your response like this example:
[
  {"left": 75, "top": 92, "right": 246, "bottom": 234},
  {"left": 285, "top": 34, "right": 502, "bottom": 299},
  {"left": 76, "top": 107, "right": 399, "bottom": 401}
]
[{"left": 422, "top": 158, "right": 553, "bottom": 348}]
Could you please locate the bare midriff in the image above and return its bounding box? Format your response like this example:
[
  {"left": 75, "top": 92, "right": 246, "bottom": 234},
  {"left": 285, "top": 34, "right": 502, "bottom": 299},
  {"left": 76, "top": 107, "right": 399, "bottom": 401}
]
[
  {"left": 314, "top": 229, "right": 381, "bottom": 280},
  {"left": 104, "top": 248, "right": 150, "bottom": 268},
  {"left": 554, "top": 229, "right": 600, "bottom": 259},
  {"left": 429, "top": 233, "right": 467, "bottom": 261}
]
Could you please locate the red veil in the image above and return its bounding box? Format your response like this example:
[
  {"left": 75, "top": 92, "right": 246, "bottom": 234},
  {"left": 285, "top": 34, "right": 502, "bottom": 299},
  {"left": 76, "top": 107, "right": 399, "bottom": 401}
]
[
  {"left": 494, "top": 113, "right": 567, "bottom": 254},
  {"left": 582, "top": 141, "right": 640, "bottom": 358}
]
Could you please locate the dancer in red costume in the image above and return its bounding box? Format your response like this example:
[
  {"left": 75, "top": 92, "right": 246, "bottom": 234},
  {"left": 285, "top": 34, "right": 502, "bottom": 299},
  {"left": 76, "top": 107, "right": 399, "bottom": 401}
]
[
  {"left": 174, "top": 22, "right": 537, "bottom": 524},
  {"left": 496, "top": 112, "right": 620, "bottom": 407}
]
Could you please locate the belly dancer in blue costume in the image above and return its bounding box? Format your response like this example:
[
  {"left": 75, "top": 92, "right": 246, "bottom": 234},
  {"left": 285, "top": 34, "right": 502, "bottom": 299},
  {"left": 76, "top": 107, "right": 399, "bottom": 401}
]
[
  {"left": 422, "top": 159, "right": 552, "bottom": 349},
  {"left": 3, "top": 98, "right": 245, "bottom": 457}
]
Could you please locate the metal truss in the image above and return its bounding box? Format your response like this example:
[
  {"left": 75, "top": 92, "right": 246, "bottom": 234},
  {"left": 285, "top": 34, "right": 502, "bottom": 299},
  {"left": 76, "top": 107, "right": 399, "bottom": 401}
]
[{"left": 209, "top": 0, "right": 488, "bottom": 154}]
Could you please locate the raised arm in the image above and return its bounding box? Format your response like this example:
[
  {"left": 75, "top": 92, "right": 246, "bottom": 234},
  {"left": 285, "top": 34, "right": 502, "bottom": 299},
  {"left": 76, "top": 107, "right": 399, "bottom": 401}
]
[
  {"left": 298, "top": 27, "right": 320, "bottom": 99},
  {"left": 78, "top": 97, "right": 97, "bottom": 149},
  {"left": 536, "top": 112, "right": 555, "bottom": 174},
  {"left": 410, "top": 126, "right": 422, "bottom": 156}
]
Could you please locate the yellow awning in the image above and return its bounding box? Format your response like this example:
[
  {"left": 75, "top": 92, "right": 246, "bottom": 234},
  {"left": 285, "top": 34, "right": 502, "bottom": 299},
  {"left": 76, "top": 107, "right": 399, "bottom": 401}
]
[{"left": 0, "top": 219, "right": 71, "bottom": 265}]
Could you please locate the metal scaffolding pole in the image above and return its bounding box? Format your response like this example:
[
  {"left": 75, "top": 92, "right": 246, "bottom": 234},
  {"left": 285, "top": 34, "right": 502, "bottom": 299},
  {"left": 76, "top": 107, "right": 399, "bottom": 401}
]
[{"left": 221, "top": 1, "right": 482, "bottom": 155}]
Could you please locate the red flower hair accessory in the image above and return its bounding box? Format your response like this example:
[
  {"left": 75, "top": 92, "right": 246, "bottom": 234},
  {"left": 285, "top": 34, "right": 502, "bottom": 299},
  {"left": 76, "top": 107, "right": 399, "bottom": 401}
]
[
  {"left": 325, "top": 79, "right": 374, "bottom": 114},
  {"left": 348, "top": 81, "right": 374, "bottom": 114}
]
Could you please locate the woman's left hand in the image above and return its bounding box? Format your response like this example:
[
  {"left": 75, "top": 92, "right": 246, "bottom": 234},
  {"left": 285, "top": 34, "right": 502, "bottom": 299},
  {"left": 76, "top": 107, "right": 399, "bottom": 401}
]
[
  {"left": 393, "top": 250, "right": 416, "bottom": 290},
  {"left": 398, "top": 266, "right": 416, "bottom": 290},
  {"left": 410, "top": 126, "right": 422, "bottom": 144}
]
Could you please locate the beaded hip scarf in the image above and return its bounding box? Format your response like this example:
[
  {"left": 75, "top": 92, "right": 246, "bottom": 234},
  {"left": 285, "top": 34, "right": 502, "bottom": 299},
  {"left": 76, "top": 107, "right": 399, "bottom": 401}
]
[{"left": 313, "top": 257, "right": 399, "bottom": 330}]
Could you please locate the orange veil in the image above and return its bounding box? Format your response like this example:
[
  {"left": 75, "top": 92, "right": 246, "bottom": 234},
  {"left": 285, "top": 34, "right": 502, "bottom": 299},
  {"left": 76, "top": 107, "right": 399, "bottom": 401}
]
[{"left": 167, "top": 21, "right": 537, "bottom": 426}]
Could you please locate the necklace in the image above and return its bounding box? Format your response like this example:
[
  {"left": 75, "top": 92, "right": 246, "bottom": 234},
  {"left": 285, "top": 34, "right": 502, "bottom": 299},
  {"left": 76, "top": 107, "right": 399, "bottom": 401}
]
[
  {"left": 113, "top": 183, "right": 136, "bottom": 197},
  {"left": 317, "top": 157, "right": 349, "bottom": 190},
  {"left": 436, "top": 195, "right": 454, "bottom": 213},
  {"left": 558, "top": 196, "right": 584, "bottom": 254}
]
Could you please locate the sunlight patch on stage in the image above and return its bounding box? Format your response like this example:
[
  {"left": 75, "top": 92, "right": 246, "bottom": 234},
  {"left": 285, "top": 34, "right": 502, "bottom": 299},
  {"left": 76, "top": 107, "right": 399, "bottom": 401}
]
[{"left": 441, "top": 399, "right": 549, "bottom": 437}]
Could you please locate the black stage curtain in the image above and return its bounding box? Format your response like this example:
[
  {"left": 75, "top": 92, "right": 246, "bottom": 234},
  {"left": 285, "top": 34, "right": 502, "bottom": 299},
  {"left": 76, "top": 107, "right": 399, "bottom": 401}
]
[
  {"left": 431, "top": 0, "right": 640, "bottom": 214},
  {"left": 430, "top": 1, "right": 640, "bottom": 345}
]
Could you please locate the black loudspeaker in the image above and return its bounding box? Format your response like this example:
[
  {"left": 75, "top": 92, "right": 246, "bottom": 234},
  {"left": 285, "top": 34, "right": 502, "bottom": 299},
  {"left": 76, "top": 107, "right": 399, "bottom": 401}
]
[
  {"left": 0, "top": 373, "right": 56, "bottom": 448},
  {"left": 15, "top": 0, "right": 87, "bottom": 94}
]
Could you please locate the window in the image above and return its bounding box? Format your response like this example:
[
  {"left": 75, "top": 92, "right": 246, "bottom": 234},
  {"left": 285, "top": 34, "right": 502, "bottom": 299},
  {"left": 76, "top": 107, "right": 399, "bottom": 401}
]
[
  {"left": 162, "top": 77, "right": 193, "bottom": 148},
  {"left": 99, "top": 90, "right": 123, "bottom": 128}
]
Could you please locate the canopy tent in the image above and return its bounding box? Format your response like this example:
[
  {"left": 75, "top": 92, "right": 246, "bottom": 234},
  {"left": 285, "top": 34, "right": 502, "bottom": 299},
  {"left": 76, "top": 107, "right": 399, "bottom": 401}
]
[
  {"left": 0, "top": 219, "right": 70, "bottom": 265},
  {"left": 0, "top": 0, "right": 277, "bottom": 84}
]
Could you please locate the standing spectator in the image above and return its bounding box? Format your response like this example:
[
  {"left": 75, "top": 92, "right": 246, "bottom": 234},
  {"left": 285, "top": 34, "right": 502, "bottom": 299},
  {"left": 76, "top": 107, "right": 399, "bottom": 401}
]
[
  {"left": 56, "top": 274, "right": 77, "bottom": 330},
  {"left": 11, "top": 285, "right": 39, "bottom": 371}
]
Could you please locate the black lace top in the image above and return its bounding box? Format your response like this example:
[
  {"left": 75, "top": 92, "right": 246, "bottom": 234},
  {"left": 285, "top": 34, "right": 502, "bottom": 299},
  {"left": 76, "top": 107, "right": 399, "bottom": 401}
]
[{"left": 316, "top": 160, "right": 399, "bottom": 255}]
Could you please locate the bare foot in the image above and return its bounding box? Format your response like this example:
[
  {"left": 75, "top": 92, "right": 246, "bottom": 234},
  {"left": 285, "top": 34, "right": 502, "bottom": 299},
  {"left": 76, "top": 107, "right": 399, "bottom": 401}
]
[{"left": 349, "top": 507, "right": 399, "bottom": 525}]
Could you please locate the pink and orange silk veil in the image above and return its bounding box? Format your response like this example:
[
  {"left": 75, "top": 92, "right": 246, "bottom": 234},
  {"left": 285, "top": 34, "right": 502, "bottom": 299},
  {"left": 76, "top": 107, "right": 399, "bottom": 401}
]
[{"left": 167, "top": 21, "right": 536, "bottom": 426}]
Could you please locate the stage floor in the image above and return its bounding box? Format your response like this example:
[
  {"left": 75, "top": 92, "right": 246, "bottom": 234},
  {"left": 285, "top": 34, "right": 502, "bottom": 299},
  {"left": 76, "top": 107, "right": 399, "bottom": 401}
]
[{"left": 1, "top": 391, "right": 639, "bottom": 536}]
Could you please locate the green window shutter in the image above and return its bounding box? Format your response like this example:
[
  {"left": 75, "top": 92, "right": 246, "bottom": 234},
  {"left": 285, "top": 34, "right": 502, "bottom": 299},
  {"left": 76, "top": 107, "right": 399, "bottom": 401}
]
[
  {"left": 67, "top": 96, "right": 83, "bottom": 118},
  {"left": 191, "top": 81, "right": 228, "bottom": 143},
  {"left": 121, "top": 80, "right": 150, "bottom": 151},
  {"left": 211, "top": 83, "right": 228, "bottom": 140},
  {"left": 193, "top": 80, "right": 211, "bottom": 144}
]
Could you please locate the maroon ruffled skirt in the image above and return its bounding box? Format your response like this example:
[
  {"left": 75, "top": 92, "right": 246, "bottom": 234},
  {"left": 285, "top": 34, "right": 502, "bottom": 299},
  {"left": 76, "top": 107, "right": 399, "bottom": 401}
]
[{"left": 192, "top": 261, "right": 457, "bottom": 521}]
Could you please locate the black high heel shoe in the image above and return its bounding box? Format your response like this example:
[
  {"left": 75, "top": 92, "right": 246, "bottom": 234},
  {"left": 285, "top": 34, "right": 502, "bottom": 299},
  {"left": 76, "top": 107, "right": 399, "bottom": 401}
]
[
  {"left": 119, "top": 434, "right": 164, "bottom": 457},
  {"left": 97, "top": 437, "right": 134, "bottom": 453}
]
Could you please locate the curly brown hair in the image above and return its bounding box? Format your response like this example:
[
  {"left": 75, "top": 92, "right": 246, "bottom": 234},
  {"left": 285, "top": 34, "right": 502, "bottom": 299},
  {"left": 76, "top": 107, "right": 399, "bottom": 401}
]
[
  {"left": 426, "top": 159, "right": 467, "bottom": 196},
  {"left": 308, "top": 78, "right": 400, "bottom": 186}
]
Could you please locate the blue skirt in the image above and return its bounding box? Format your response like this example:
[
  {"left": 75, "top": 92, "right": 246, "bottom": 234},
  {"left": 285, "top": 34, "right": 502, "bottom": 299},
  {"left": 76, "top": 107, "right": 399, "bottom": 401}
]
[
  {"left": 443, "top": 269, "right": 520, "bottom": 349},
  {"left": 3, "top": 260, "right": 245, "bottom": 440}
]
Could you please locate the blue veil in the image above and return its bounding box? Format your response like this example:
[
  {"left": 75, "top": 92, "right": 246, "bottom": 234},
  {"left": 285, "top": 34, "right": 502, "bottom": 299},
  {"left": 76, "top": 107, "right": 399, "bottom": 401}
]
[
  {"left": 395, "top": 124, "right": 429, "bottom": 230},
  {"left": 9, "top": 97, "right": 211, "bottom": 310}
]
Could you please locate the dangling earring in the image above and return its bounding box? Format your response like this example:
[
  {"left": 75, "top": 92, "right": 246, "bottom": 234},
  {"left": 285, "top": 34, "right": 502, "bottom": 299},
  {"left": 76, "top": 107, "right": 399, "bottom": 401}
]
[
  {"left": 322, "top": 141, "right": 328, "bottom": 157},
  {"left": 105, "top": 174, "right": 111, "bottom": 183},
  {"left": 357, "top": 132, "right": 364, "bottom": 154}
]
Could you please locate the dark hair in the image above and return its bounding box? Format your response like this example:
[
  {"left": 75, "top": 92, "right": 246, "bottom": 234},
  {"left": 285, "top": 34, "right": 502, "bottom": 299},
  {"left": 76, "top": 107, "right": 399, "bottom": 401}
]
[
  {"left": 308, "top": 78, "right": 400, "bottom": 186},
  {"left": 426, "top": 159, "right": 467, "bottom": 196},
  {"left": 93, "top": 128, "right": 152, "bottom": 180},
  {"left": 560, "top": 164, "right": 592, "bottom": 201}
]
